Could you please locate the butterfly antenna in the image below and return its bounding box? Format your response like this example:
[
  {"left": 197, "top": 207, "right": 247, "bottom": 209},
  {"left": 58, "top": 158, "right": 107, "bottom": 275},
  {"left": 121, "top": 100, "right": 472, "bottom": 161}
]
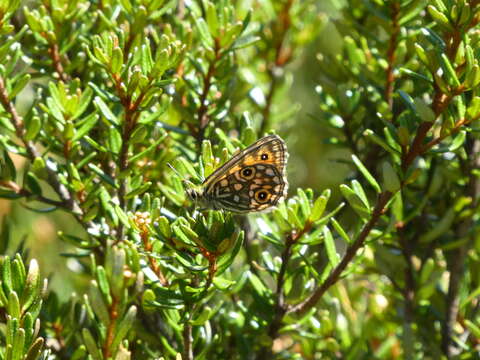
[
  {"left": 167, "top": 163, "right": 194, "bottom": 187},
  {"left": 167, "top": 162, "right": 181, "bottom": 177}
]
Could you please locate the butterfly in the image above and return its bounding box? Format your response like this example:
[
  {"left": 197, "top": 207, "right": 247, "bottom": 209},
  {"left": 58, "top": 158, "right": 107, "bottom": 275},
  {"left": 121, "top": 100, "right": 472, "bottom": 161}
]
[{"left": 186, "top": 134, "right": 288, "bottom": 213}]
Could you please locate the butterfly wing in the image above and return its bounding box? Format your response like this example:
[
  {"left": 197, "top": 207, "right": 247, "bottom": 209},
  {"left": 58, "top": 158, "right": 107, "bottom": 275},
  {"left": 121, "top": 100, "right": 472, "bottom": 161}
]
[{"left": 202, "top": 135, "right": 288, "bottom": 212}]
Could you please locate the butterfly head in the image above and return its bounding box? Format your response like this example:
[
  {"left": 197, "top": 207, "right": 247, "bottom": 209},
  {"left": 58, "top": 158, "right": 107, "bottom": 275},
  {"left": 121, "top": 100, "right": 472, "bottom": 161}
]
[
  {"left": 186, "top": 186, "right": 210, "bottom": 208},
  {"left": 186, "top": 188, "right": 200, "bottom": 201}
]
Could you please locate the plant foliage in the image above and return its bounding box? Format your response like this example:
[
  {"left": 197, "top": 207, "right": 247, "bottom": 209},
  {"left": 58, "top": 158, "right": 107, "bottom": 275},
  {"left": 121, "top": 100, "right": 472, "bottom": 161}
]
[{"left": 1, "top": 0, "right": 480, "bottom": 359}]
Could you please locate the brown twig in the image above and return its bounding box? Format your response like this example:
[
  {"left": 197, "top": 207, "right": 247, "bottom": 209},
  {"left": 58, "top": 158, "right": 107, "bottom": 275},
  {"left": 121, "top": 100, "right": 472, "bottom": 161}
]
[
  {"left": 183, "top": 305, "right": 194, "bottom": 360},
  {"left": 400, "top": 8, "right": 472, "bottom": 172},
  {"left": 255, "top": 220, "right": 313, "bottom": 359},
  {"left": 260, "top": 108, "right": 469, "bottom": 340},
  {"left": 111, "top": 71, "right": 152, "bottom": 240},
  {"left": 385, "top": 1, "right": 400, "bottom": 111},
  {"left": 259, "top": 0, "right": 294, "bottom": 136},
  {"left": 0, "top": 180, "right": 66, "bottom": 208},
  {"left": 48, "top": 43, "right": 69, "bottom": 82},
  {"left": 397, "top": 225, "right": 416, "bottom": 357},
  {"left": 441, "top": 137, "right": 480, "bottom": 357},
  {"left": 39, "top": 2, "right": 70, "bottom": 83},
  {"left": 51, "top": 321, "right": 66, "bottom": 351},
  {"left": 135, "top": 212, "right": 169, "bottom": 286},
  {"left": 342, "top": 114, "right": 359, "bottom": 155},
  {"left": 401, "top": 121, "right": 434, "bottom": 172},
  {"left": 288, "top": 191, "right": 392, "bottom": 316},
  {"left": 103, "top": 296, "right": 119, "bottom": 359},
  {"left": 198, "top": 247, "right": 218, "bottom": 295},
  {"left": 116, "top": 111, "right": 137, "bottom": 241},
  {"left": 0, "top": 76, "right": 82, "bottom": 215},
  {"left": 195, "top": 38, "right": 221, "bottom": 146}
]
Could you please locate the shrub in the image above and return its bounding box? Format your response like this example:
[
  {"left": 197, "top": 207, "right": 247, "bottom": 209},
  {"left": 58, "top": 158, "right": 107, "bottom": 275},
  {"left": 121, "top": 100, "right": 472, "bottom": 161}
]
[{"left": 1, "top": 0, "right": 480, "bottom": 359}]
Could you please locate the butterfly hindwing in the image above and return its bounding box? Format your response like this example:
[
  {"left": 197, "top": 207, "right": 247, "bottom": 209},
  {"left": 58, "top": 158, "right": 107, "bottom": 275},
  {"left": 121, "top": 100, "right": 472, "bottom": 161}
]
[
  {"left": 209, "top": 163, "right": 286, "bottom": 212},
  {"left": 199, "top": 135, "right": 288, "bottom": 212}
]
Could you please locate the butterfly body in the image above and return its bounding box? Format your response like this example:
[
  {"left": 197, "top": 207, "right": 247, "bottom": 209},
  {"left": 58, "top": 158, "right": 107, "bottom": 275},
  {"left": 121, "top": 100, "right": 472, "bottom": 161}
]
[{"left": 187, "top": 135, "right": 288, "bottom": 213}]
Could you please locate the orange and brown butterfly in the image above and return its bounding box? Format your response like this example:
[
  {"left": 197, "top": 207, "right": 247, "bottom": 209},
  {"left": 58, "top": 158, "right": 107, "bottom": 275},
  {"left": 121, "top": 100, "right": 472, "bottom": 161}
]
[{"left": 186, "top": 134, "right": 289, "bottom": 213}]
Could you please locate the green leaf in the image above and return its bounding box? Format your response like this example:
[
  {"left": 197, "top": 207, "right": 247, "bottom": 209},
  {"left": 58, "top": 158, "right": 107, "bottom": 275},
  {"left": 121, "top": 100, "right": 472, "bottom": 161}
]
[
  {"left": 96, "top": 266, "right": 112, "bottom": 306},
  {"left": 351, "top": 155, "right": 381, "bottom": 193},
  {"left": 427, "top": 5, "right": 452, "bottom": 30},
  {"left": 398, "top": 90, "right": 416, "bottom": 112},
  {"left": 88, "top": 281, "right": 110, "bottom": 325},
  {"left": 111, "top": 306, "right": 137, "bottom": 354},
  {"left": 205, "top": 2, "right": 218, "bottom": 37},
  {"left": 84, "top": 136, "right": 108, "bottom": 154},
  {"left": 13, "top": 255, "right": 26, "bottom": 290},
  {"left": 21, "top": 259, "right": 40, "bottom": 314},
  {"left": 111, "top": 47, "right": 123, "bottom": 74},
  {"left": 231, "top": 35, "right": 260, "bottom": 50},
  {"left": 24, "top": 337, "right": 44, "bottom": 360},
  {"left": 24, "top": 116, "right": 42, "bottom": 141},
  {"left": 297, "top": 188, "right": 311, "bottom": 219},
  {"left": 449, "top": 130, "right": 466, "bottom": 152},
  {"left": 413, "top": 98, "right": 436, "bottom": 123},
  {"left": 110, "top": 248, "right": 126, "bottom": 299},
  {"left": 421, "top": 27, "right": 445, "bottom": 50},
  {"left": 466, "top": 96, "right": 480, "bottom": 120},
  {"left": 157, "top": 216, "right": 171, "bottom": 239},
  {"left": 363, "top": 129, "right": 400, "bottom": 155},
  {"left": 107, "top": 125, "right": 122, "bottom": 154},
  {"left": 94, "top": 96, "right": 119, "bottom": 125},
  {"left": 340, "top": 184, "right": 370, "bottom": 219},
  {"left": 130, "top": 133, "right": 167, "bottom": 163},
  {"left": 331, "top": 218, "right": 351, "bottom": 244},
  {"left": 419, "top": 258, "right": 435, "bottom": 285},
  {"left": 7, "top": 290, "right": 21, "bottom": 320},
  {"left": 1, "top": 151, "right": 16, "bottom": 180},
  {"left": 287, "top": 207, "right": 303, "bottom": 229},
  {"left": 351, "top": 180, "right": 369, "bottom": 209},
  {"left": 419, "top": 206, "right": 455, "bottom": 243},
  {"left": 172, "top": 225, "right": 195, "bottom": 247},
  {"left": 191, "top": 305, "right": 213, "bottom": 325},
  {"left": 73, "top": 113, "right": 99, "bottom": 141},
  {"left": 23, "top": 312, "right": 34, "bottom": 345},
  {"left": 71, "top": 87, "right": 93, "bottom": 120},
  {"left": 414, "top": 43, "right": 430, "bottom": 67},
  {"left": 88, "top": 164, "right": 117, "bottom": 188},
  {"left": 113, "top": 205, "right": 130, "bottom": 228},
  {"left": 202, "top": 140, "right": 215, "bottom": 178},
  {"left": 25, "top": 172, "right": 42, "bottom": 196},
  {"left": 247, "top": 271, "right": 270, "bottom": 297},
  {"left": 324, "top": 226, "right": 340, "bottom": 266},
  {"left": 465, "top": 320, "right": 480, "bottom": 339},
  {"left": 382, "top": 162, "right": 401, "bottom": 192},
  {"left": 465, "top": 64, "right": 480, "bottom": 89},
  {"left": 11, "top": 327, "right": 25, "bottom": 360},
  {"left": 194, "top": 17, "right": 214, "bottom": 49},
  {"left": 9, "top": 73, "right": 30, "bottom": 99},
  {"left": 309, "top": 195, "right": 328, "bottom": 223},
  {"left": 400, "top": 68, "right": 432, "bottom": 84},
  {"left": 82, "top": 328, "right": 103, "bottom": 360},
  {"left": 440, "top": 53, "right": 460, "bottom": 87}
]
